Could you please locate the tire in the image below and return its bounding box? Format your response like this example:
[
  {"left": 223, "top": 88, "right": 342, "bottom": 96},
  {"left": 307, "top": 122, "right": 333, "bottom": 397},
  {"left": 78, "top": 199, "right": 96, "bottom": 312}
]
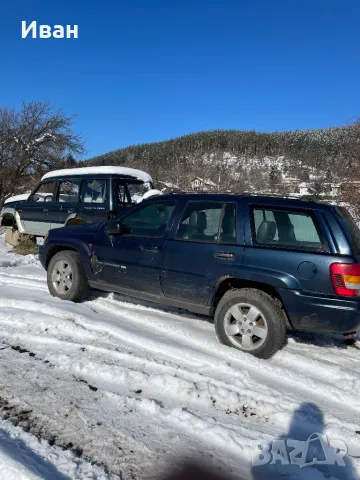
[
  {"left": 214, "top": 288, "right": 286, "bottom": 359},
  {"left": 65, "top": 217, "right": 86, "bottom": 226},
  {"left": 1, "top": 215, "right": 16, "bottom": 228},
  {"left": 47, "top": 250, "right": 89, "bottom": 302}
]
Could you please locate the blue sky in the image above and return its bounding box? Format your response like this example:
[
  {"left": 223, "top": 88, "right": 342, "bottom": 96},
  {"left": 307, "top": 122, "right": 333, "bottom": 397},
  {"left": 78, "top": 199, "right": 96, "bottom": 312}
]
[{"left": 0, "top": 0, "right": 359, "bottom": 158}]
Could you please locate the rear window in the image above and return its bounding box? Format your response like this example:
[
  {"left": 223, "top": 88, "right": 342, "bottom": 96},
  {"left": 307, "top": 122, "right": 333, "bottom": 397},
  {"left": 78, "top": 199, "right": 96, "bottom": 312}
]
[
  {"left": 334, "top": 206, "right": 360, "bottom": 255},
  {"left": 252, "top": 207, "right": 329, "bottom": 252}
]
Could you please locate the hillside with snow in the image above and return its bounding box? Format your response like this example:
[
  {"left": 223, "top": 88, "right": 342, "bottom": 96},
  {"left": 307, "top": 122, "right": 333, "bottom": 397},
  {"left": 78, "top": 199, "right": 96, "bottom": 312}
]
[{"left": 85, "top": 127, "right": 359, "bottom": 197}]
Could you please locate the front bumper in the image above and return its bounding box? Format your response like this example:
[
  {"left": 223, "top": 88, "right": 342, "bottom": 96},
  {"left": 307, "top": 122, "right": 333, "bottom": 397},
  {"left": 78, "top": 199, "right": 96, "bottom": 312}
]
[{"left": 279, "top": 289, "right": 360, "bottom": 333}]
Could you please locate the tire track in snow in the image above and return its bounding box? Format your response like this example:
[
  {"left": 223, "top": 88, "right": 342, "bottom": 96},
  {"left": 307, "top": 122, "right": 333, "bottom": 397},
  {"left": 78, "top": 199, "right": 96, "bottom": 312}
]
[
  {"left": 2, "top": 254, "right": 360, "bottom": 412},
  {"left": 0, "top": 296, "right": 323, "bottom": 421},
  {"left": 0, "top": 345, "right": 252, "bottom": 479},
  {"left": 88, "top": 297, "right": 360, "bottom": 418},
  {"left": 1, "top": 244, "right": 360, "bottom": 477},
  {"left": 0, "top": 288, "right": 360, "bottom": 416},
  {"left": 1, "top": 293, "right": 360, "bottom": 460}
]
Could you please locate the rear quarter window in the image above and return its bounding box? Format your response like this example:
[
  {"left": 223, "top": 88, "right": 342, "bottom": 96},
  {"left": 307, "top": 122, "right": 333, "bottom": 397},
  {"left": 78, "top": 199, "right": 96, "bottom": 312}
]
[
  {"left": 334, "top": 206, "right": 360, "bottom": 255},
  {"left": 251, "top": 207, "right": 329, "bottom": 252}
]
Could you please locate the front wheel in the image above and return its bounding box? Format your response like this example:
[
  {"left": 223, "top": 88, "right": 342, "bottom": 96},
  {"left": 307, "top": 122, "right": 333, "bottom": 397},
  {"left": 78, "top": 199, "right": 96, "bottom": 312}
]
[
  {"left": 214, "top": 288, "right": 286, "bottom": 359},
  {"left": 47, "top": 250, "right": 89, "bottom": 302},
  {"left": 65, "top": 217, "right": 87, "bottom": 226}
]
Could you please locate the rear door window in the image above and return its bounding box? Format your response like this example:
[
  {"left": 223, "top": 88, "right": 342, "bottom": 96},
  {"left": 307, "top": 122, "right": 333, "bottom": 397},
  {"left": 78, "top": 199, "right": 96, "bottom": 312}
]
[
  {"left": 80, "top": 179, "right": 106, "bottom": 204},
  {"left": 176, "top": 201, "right": 224, "bottom": 242},
  {"left": 251, "top": 207, "right": 329, "bottom": 252}
]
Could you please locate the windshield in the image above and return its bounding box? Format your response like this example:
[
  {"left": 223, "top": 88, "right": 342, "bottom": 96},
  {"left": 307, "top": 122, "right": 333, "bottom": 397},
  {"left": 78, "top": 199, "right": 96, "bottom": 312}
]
[{"left": 334, "top": 206, "right": 360, "bottom": 255}]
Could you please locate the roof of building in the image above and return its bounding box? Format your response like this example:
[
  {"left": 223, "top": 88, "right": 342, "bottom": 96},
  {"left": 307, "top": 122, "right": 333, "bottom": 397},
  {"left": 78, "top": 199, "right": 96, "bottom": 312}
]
[{"left": 191, "top": 177, "right": 217, "bottom": 186}]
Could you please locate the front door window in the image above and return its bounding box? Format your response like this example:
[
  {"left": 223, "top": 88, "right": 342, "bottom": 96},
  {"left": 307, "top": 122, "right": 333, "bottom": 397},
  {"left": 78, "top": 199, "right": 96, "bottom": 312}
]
[
  {"left": 120, "top": 200, "right": 177, "bottom": 237},
  {"left": 115, "top": 181, "right": 150, "bottom": 205},
  {"left": 30, "top": 181, "right": 56, "bottom": 202},
  {"left": 127, "top": 182, "right": 149, "bottom": 203},
  {"left": 56, "top": 180, "right": 80, "bottom": 203}
]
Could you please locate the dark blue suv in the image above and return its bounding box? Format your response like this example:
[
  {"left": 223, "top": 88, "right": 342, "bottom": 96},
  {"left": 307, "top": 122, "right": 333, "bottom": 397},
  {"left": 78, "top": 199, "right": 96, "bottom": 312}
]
[{"left": 39, "top": 193, "right": 360, "bottom": 358}]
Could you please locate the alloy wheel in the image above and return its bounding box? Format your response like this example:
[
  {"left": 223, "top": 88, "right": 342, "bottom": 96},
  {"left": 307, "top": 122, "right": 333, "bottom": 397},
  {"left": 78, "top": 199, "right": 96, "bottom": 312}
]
[
  {"left": 51, "top": 260, "right": 73, "bottom": 295},
  {"left": 223, "top": 302, "right": 268, "bottom": 351}
]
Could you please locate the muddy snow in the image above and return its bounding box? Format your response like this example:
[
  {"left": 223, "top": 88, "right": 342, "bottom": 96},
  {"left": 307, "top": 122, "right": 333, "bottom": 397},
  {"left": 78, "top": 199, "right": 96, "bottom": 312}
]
[{"left": 0, "top": 236, "right": 360, "bottom": 479}]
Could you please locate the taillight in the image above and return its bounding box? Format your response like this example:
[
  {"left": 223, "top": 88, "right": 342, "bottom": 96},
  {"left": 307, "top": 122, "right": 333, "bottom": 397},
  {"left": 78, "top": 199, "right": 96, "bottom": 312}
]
[{"left": 330, "top": 263, "right": 360, "bottom": 296}]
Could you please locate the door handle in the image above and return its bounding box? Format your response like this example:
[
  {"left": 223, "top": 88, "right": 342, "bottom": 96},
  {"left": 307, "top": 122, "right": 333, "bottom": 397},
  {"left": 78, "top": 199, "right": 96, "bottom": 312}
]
[
  {"left": 214, "top": 252, "right": 236, "bottom": 260},
  {"left": 141, "top": 245, "right": 159, "bottom": 252},
  {"left": 43, "top": 208, "right": 49, "bottom": 213}
]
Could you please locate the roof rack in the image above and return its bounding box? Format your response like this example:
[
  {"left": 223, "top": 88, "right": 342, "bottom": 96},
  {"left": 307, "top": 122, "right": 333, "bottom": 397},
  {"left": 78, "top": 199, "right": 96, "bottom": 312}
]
[
  {"left": 241, "top": 192, "right": 322, "bottom": 202},
  {"left": 296, "top": 195, "right": 323, "bottom": 203},
  {"left": 166, "top": 190, "right": 236, "bottom": 195},
  {"left": 164, "top": 190, "right": 323, "bottom": 203}
]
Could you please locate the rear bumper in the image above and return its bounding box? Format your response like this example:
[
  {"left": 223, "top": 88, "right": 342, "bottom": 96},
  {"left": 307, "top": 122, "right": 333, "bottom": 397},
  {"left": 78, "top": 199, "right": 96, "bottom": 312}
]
[{"left": 279, "top": 289, "right": 360, "bottom": 333}]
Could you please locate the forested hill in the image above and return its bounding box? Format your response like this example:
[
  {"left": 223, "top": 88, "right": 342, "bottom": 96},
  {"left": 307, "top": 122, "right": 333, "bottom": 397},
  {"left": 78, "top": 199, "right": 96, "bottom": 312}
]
[{"left": 85, "top": 126, "right": 358, "bottom": 193}]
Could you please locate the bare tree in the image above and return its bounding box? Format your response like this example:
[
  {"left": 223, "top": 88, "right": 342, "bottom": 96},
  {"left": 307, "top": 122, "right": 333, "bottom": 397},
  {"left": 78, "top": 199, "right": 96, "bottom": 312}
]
[{"left": 0, "top": 101, "right": 85, "bottom": 203}]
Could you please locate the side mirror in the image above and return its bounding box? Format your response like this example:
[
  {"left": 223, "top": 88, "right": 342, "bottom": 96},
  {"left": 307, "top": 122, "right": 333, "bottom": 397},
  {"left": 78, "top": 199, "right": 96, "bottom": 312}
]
[{"left": 105, "top": 220, "right": 123, "bottom": 235}]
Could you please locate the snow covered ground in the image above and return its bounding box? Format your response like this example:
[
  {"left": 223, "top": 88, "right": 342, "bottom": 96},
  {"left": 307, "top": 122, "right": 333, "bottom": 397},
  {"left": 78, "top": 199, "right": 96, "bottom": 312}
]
[
  {"left": 0, "top": 419, "right": 110, "bottom": 480},
  {"left": 0, "top": 235, "right": 360, "bottom": 479}
]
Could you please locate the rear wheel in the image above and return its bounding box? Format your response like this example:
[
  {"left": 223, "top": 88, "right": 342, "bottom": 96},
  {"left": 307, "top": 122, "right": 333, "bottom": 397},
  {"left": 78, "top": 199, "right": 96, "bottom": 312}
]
[
  {"left": 214, "top": 288, "right": 286, "bottom": 359},
  {"left": 47, "top": 250, "right": 89, "bottom": 302}
]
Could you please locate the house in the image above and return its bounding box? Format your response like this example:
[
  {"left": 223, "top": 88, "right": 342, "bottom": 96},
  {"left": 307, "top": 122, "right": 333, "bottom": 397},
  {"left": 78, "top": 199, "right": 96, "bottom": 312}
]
[
  {"left": 299, "top": 182, "right": 311, "bottom": 196},
  {"left": 298, "top": 182, "right": 341, "bottom": 197},
  {"left": 323, "top": 183, "right": 341, "bottom": 197},
  {"left": 340, "top": 180, "right": 360, "bottom": 194},
  {"left": 191, "top": 177, "right": 217, "bottom": 191}
]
